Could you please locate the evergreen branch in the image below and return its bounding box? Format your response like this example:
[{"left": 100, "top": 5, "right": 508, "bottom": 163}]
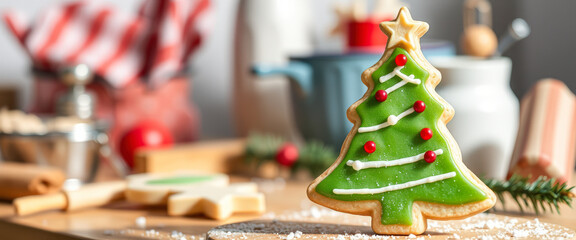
[
  {"left": 244, "top": 133, "right": 335, "bottom": 176},
  {"left": 292, "top": 140, "right": 336, "bottom": 176},
  {"left": 244, "top": 133, "right": 285, "bottom": 168},
  {"left": 483, "top": 174, "right": 575, "bottom": 215}
]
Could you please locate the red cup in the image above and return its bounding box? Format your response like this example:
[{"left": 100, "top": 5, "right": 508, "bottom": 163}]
[{"left": 347, "top": 17, "right": 393, "bottom": 53}]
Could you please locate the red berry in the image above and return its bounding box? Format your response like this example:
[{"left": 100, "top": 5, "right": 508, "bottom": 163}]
[
  {"left": 395, "top": 54, "right": 407, "bottom": 66},
  {"left": 424, "top": 151, "right": 436, "bottom": 163},
  {"left": 375, "top": 90, "right": 388, "bottom": 102},
  {"left": 413, "top": 100, "right": 426, "bottom": 113},
  {"left": 420, "top": 128, "right": 433, "bottom": 140},
  {"left": 276, "top": 143, "right": 299, "bottom": 167},
  {"left": 364, "top": 141, "right": 376, "bottom": 153}
]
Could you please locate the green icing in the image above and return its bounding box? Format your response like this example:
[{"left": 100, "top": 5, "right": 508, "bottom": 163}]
[
  {"left": 146, "top": 176, "right": 214, "bottom": 185},
  {"left": 315, "top": 48, "right": 487, "bottom": 226}
]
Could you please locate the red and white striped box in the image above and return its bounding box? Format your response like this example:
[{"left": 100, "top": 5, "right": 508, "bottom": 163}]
[{"left": 508, "top": 79, "right": 576, "bottom": 183}]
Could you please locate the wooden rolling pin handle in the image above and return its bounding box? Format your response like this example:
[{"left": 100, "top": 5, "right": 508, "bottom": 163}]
[
  {"left": 463, "top": 0, "right": 492, "bottom": 28},
  {"left": 13, "top": 193, "right": 67, "bottom": 216},
  {"left": 0, "top": 162, "right": 66, "bottom": 199},
  {"left": 13, "top": 181, "right": 127, "bottom": 216}
]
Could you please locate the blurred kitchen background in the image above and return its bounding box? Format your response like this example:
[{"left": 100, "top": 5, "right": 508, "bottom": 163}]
[{"left": 0, "top": 0, "right": 573, "bottom": 139}]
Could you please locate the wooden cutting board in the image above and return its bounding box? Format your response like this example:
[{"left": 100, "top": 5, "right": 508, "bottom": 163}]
[
  {"left": 134, "top": 139, "right": 246, "bottom": 174},
  {"left": 207, "top": 213, "right": 576, "bottom": 240}
]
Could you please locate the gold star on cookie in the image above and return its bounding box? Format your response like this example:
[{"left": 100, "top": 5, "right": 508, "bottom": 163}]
[{"left": 380, "top": 7, "right": 429, "bottom": 51}]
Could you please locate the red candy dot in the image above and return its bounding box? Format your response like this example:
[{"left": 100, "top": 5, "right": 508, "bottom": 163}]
[
  {"left": 375, "top": 90, "right": 388, "bottom": 102},
  {"left": 413, "top": 100, "right": 426, "bottom": 113},
  {"left": 395, "top": 54, "right": 407, "bottom": 66},
  {"left": 424, "top": 150, "right": 436, "bottom": 163},
  {"left": 364, "top": 141, "right": 376, "bottom": 154},
  {"left": 420, "top": 128, "right": 433, "bottom": 140}
]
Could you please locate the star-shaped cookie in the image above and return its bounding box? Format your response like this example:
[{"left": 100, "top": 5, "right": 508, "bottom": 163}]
[{"left": 168, "top": 183, "right": 265, "bottom": 220}]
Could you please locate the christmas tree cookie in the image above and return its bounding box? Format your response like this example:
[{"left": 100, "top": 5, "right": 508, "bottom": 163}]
[{"left": 307, "top": 7, "right": 496, "bottom": 235}]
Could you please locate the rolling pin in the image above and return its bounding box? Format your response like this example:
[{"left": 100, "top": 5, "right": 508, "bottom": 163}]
[
  {"left": 460, "top": 0, "right": 497, "bottom": 57},
  {"left": 0, "top": 162, "right": 66, "bottom": 200},
  {"left": 508, "top": 79, "right": 576, "bottom": 183},
  {"left": 13, "top": 180, "right": 126, "bottom": 216}
]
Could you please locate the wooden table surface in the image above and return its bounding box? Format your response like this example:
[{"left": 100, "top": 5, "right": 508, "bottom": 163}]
[{"left": 0, "top": 166, "right": 574, "bottom": 239}]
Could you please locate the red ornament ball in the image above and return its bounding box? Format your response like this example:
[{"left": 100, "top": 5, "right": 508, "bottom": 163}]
[
  {"left": 375, "top": 90, "right": 388, "bottom": 102},
  {"left": 424, "top": 150, "right": 437, "bottom": 163},
  {"left": 420, "top": 128, "right": 433, "bottom": 140},
  {"left": 119, "top": 120, "right": 174, "bottom": 169},
  {"left": 413, "top": 100, "right": 426, "bottom": 113},
  {"left": 395, "top": 54, "right": 408, "bottom": 66},
  {"left": 276, "top": 143, "right": 299, "bottom": 167},
  {"left": 364, "top": 141, "right": 376, "bottom": 153}
]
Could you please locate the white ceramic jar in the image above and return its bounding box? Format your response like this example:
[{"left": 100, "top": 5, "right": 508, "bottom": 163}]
[{"left": 430, "top": 56, "right": 519, "bottom": 180}]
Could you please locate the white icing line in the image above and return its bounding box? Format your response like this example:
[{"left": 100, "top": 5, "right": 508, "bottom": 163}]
[
  {"left": 346, "top": 149, "right": 444, "bottom": 171},
  {"left": 385, "top": 80, "right": 408, "bottom": 94},
  {"left": 395, "top": 68, "right": 421, "bottom": 84},
  {"left": 358, "top": 107, "right": 415, "bottom": 133},
  {"left": 379, "top": 66, "right": 403, "bottom": 83},
  {"left": 358, "top": 121, "right": 390, "bottom": 133},
  {"left": 332, "top": 172, "right": 456, "bottom": 195},
  {"left": 378, "top": 66, "right": 421, "bottom": 95},
  {"left": 378, "top": 65, "right": 421, "bottom": 85},
  {"left": 396, "top": 107, "right": 414, "bottom": 120}
]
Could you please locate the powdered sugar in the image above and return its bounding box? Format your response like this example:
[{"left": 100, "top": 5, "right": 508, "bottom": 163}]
[
  {"left": 135, "top": 216, "right": 147, "bottom": 229},
  {"left": 208, "top": 205, "right": 575, "bottom": 240},
  {"left": 102, "top": 227, "right": 205, "bottom": 239},
  {"left": 284, "top": 231, "right": 303, "bottom": 239}
]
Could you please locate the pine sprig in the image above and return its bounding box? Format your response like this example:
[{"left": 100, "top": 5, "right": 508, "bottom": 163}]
[
  {"left": 483, "top": 174, "right": 575, "bottom": 215},
  {"left": 244, "top": 133, "right": 335, "bottom": 176},
  {"left": 292, "top": 140, "right": 336, "bottom": 177},
  {"left": 244, "top": 133, "right": 285, "bottom": 168}
]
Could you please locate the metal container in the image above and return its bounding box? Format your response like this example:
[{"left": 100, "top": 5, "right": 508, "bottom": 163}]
[
  {"left": 0, "top": 122, "right": 105, "bottom": 190},
  {"left": 56, "top": 64, "right": 97, "bottom": 120}
]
